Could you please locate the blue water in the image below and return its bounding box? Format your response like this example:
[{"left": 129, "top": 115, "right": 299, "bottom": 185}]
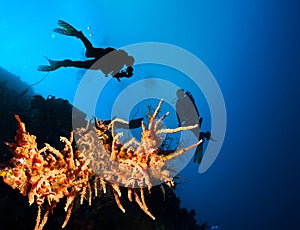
[{"left": 1, "top": 1, "right": 300, "bottom": 229}]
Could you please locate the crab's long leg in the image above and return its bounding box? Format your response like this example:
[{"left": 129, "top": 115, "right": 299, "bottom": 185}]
[
  {"left": 156, "top": 123, "right": 198, "bottom": 135},
  {"left": 162, "top": 139, "right": 203, "bottom": 162},
  {"left": 111, "top": 132, "right": 123, "bottom": 161},
  {"left": 148, "top": 99, "right": 164, "bottom": 132},
  {"left": 120, "top": 138, "right": 139, "bottom": 152},
  {"left": 113, "top": 189, "right": 126, "bottom": 213},
  {"left": 134, "top": 190, "right": 155, "bottom": 220},
  {"left": 109, "top": 118, "right": 129, "bottom": 137},
  {"left": 154, "top": 112, "right": 169, "bottom": 132}
]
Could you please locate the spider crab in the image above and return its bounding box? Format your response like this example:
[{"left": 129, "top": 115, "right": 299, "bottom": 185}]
[
  {"left": 76, "top": 99, "right": 202, "bottom": 220},
  {"left": 97, "top": 99, "right": 202, "bottom": 219}
]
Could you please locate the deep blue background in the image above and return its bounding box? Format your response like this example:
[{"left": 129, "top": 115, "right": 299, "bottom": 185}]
[{"left": 1, "top": 1, "right": 299, "bottom": 229}]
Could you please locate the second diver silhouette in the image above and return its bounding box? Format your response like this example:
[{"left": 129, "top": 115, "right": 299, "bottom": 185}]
[
  {"left": 38, "top": 20, "right": 134, "bottom": 82},
  {"left": 175, "top": 89, "right": 214, "bottom": 164}
]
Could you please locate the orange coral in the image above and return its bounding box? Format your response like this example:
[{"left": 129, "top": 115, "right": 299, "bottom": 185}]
[
  {"left": 0, "top": 115, "right": 93, "bottom": 230},
  {"left": 0, "top": 100, "right": 201, "bottom": 229}
]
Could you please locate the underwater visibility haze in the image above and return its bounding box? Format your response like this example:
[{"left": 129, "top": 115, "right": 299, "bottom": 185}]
[{"left": 0, "top": 0, "right": 300, "bottom": 229}]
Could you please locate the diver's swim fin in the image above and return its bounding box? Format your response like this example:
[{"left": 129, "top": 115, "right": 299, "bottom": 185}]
[
  {"left": 53, "top": 20, "right": 78, "bottom": 36},
  {"left": 53, "top": 28, "right": 73, "bottom": 36},
  {"left": 193, "top": 143, "right": 203, "bottom": 164},
  {"left": 37, "top": 57, "right": 61, "bottom": 71},
  {"left": 57, "top": 20, "right": 76, "bottom": 30},
  {"left": 37, "top": 65, "right": 59, "bottom": 71}
]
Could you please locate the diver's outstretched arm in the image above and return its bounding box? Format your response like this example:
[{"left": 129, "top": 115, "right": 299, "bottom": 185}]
[{"left": 113, "top": 66, "right": 134, "bottom": 82}]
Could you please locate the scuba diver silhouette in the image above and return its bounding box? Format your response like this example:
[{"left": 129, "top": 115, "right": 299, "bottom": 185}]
[
  {"left": 38, "top": 20, "right": 134, "bottom": 82},
  {"left": 175, "top": 89, "right": 200, "bottom": 127},
  {"left": 175, "top": 89, "right": 213, "bottom": 164}
]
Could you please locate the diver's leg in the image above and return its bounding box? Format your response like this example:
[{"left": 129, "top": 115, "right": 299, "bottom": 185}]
[
  {"left": 75, "top": 31, "right": 110, "bottom": 58},
  {"left": 60, "top": 59, "right": 95, "bottom": 69},
  {"left": 37, "top": 59, "right": 95, "bottom": 71},
  {"left": 74, "top": 31, "right": 95, "bottom": 57}
]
